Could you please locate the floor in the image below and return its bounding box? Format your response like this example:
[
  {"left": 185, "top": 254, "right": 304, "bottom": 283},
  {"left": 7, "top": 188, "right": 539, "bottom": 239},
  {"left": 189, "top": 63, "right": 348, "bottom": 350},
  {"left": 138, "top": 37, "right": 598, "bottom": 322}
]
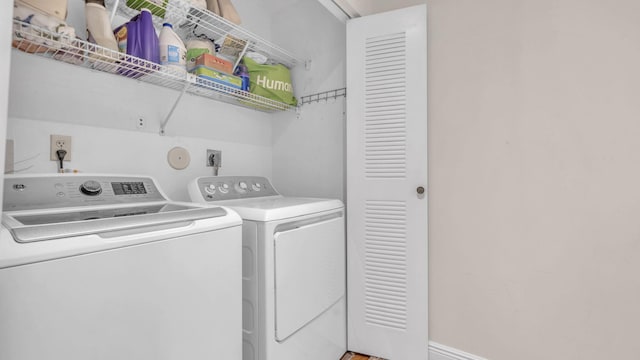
[{"left": 341, "top": 352, "right": 386, "bottom": 360}]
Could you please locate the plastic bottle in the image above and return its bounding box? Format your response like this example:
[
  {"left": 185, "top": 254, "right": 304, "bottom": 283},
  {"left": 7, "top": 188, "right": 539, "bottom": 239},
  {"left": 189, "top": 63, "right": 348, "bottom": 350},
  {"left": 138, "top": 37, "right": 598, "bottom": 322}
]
[
  {"left": 113, "top": 22, "right": 128, "bottom": 54},
  {"left": 115, "top": 8, "right": 159, "bottom": 77},
  {"left": 85, "top": 0, "right": 119, "bottom": 52},
  {"left": 159, "top": 23, "right": 187, "bottom": 71},
  {"left": 128, "top": 8, "right": 160, "bottom": 64},
  {"left": 234, "top": 62, "right": 250, "bottom": 91}
]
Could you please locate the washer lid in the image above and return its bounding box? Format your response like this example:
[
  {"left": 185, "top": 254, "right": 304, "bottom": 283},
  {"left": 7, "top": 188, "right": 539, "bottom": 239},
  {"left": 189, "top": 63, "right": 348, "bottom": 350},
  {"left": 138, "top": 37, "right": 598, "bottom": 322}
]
[
  {"left": 3, "top": 203, "right": 228, "bottom": 243},
  {"left": 216, "top": 196, "right": 344, "bottom": 222}
]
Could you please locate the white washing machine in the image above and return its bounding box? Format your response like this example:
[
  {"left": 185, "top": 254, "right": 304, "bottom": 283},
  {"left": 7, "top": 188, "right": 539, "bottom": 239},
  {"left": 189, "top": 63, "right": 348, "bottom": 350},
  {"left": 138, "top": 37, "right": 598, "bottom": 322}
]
[
  {"left": 0, "top": 174, "right": 243, "bottom": 360},
  {"left": 188, "top": 176, "right": 346, "bottom": 360}
]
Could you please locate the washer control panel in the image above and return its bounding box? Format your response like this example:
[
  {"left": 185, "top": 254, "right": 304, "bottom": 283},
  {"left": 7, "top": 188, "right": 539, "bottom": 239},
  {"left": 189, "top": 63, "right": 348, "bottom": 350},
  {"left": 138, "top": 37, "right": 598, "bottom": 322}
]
[
  {"left": 194, "top": 176, "right": 279, "bottom": 201},
  {"left": 3, "top": 175, "right": 166, "bottom": 211}
]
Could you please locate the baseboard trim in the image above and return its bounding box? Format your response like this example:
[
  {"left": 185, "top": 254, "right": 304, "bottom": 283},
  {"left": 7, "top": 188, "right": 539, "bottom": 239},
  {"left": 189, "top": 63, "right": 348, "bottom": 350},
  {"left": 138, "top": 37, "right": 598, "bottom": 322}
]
[{"left": 428, "top": 342, "right": 487, "bottom": 360}]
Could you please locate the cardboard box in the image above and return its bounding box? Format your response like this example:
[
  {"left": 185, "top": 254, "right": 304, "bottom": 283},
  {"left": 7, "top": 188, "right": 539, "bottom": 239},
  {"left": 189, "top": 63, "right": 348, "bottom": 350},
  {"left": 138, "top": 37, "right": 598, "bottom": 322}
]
[
  {"left": 194, "top": 53, "right": 234, "bottom": 75},
  {"left": 192, "top": 65, "right": 243, "bottom": 89}
]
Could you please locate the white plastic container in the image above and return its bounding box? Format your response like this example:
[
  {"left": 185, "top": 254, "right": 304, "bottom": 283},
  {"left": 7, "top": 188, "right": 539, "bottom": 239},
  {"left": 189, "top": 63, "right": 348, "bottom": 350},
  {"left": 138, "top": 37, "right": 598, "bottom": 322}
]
[
  {"left": 186, "top": 37, "right": 215, "bottom": 71},
  {"left": 85, "top": 2, "right": 118, "bottom": 52},
  {"left": 159, "top": 22, "right": 187, "bottom": 71}
]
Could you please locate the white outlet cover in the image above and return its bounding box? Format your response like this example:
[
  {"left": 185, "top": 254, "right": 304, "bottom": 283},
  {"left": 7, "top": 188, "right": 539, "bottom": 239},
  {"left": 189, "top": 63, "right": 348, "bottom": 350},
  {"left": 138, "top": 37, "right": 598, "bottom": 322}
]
[{"left": 167, "top": 147, "right": 190, "bottom": 170}]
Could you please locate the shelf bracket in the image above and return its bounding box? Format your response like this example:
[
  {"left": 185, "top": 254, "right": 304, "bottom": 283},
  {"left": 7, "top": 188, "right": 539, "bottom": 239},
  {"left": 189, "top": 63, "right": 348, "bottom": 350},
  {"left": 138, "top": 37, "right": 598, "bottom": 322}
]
[{"left": 160, "top": 82, "right": 190, "bottom": 136}]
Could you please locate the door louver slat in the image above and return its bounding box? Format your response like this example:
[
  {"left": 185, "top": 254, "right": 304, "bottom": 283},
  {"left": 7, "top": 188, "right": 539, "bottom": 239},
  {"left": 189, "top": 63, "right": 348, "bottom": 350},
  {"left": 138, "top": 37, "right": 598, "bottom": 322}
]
[
  {"left": 364, "top": 32, "right": 407, "bottom": 180},
  {"left": 363, "top": 200, "right": 408, "bottom": 330}
]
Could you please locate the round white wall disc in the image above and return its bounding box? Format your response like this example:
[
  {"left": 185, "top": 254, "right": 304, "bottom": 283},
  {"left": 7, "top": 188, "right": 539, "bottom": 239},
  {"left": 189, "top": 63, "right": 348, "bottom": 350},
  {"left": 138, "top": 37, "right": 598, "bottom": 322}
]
[{"left": 167, "top": 147, "right": 191, "bottom": 170}]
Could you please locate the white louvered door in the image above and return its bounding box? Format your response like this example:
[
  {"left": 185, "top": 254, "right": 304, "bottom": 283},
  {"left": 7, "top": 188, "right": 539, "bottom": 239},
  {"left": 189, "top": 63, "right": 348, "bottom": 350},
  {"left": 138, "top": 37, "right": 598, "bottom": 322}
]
[{"left": 346, "top": 5, "right": 428, "bottom": 359}]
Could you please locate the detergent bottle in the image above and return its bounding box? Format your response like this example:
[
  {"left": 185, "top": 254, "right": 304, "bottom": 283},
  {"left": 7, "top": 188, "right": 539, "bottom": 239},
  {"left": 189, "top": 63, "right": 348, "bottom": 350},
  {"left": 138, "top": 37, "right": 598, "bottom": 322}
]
[
  {"left": 159, "top": 22, "right": 187, "bottom": 72},
  {"left": 127, "top": 8, "right": 160, "bottom": 64}
]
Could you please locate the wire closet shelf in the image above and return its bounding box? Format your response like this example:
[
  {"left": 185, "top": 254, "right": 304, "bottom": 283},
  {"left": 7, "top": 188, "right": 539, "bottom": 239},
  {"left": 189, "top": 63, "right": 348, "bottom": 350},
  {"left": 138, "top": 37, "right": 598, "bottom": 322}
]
[
  {"left": 11, "top": 13, "right": 299, "bottom": 113},
  {"left": 105, "top": 0, "right": 302, "bottom": 68}
]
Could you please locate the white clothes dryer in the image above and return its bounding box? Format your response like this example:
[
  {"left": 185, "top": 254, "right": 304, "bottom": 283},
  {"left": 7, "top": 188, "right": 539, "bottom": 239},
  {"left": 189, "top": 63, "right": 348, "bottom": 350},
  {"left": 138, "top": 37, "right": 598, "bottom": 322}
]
[
  {"left": 188, "top": 176, "right": 346, "bottom": 360},
  {"left": 1, "top": 174, "right": 243, "bottom": 360}
]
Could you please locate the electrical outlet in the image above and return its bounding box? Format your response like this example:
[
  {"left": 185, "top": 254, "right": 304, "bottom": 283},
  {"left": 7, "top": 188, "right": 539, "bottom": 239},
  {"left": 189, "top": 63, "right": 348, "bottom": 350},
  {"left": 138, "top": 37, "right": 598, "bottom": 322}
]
[
  {"left": 207, "top": 149, "right": 221, "bottom": 167},
  {"left": 50, "top": 134, "right": 72, "bottom": 161}
]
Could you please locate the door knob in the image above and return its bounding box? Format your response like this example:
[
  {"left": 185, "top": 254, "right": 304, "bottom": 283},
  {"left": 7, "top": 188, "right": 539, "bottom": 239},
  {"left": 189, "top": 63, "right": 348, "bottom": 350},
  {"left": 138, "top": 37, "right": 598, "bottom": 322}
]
[{"left": 417, "top": 186, "right": 425, "bottom": 195}]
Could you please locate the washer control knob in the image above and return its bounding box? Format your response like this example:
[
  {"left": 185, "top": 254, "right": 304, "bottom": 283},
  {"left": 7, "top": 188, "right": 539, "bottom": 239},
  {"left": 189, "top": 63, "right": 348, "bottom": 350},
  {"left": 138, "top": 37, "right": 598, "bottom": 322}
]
[
  {"left": 236, "top": 181, "right": 248, "bottom": 193},
  {"left": 80, "top": 180, "right": 102, "bottom": 196},
  {"left": 251, "top": 182, "right": 262, "bottom": 192},
  {"left": 204, "top": 184, "right": 216, "bottom": 195},
  {"left": 219, "top": 183, "right": 230, "bottom": 194}
]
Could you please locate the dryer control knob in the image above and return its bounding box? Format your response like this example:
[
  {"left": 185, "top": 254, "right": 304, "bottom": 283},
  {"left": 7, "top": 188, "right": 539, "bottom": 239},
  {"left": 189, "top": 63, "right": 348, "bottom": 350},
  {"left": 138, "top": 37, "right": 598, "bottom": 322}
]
[
  {"left": 251, "top": 183, "right": 262, "bottom": 192},
  {"left": 219, "top": 183, "right": 230, "bottom": 194},
  {"left": 204, "top": 184, "right": 216, "bottom": 195},
  {"left": 80, "top": 180, "right": 102, "bottom": 196}
]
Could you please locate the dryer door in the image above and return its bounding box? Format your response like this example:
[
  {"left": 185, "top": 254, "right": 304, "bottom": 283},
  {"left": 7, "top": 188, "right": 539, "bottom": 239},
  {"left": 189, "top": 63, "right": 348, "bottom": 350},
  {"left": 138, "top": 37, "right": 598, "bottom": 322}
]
[{"left": 273, "top": 212, "right": 345, "bottom": 341}]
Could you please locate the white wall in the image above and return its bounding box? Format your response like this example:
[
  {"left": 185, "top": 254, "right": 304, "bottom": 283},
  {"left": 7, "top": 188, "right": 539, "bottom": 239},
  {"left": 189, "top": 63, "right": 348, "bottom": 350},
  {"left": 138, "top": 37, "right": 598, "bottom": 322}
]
[
  {"left": 272, "top": 101, "right": 345, "bottom": 200},
  {"left": 8, "top": 51, "right": 273, "bottom": 144},
  {"left": 428, "top": 0, "right": 640, "bottom": 359},
  {"left": 270, "top": 0, "right": 346, "bottom": 200},
  {"left": 0, "top": 1, "right": 12, "bottom": 206},
  {"left": 5, "top": 117, "right": 271, "bottom": 201}
]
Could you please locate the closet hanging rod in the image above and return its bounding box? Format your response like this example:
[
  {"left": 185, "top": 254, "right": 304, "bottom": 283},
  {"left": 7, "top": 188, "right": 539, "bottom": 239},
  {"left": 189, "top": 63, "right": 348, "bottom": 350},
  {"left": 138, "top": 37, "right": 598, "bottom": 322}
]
[{"left": 299, "top": 87, "right": 346, "bottom": 105}]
